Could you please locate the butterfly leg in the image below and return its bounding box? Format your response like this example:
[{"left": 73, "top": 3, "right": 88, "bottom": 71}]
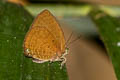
[
  {"left": 62, "top": 48, "right": 69, "bottom": 58},
  {"left": 60, "top": 48, "right": 69, "bottom": 69},
  {"left": 60, "top": 57, "right": 66, "bottom": 69}
]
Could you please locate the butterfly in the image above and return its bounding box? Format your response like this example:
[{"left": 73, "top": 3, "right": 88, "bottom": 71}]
[{"left": 23, "top": 9, "right": 68, "bottom": 67}]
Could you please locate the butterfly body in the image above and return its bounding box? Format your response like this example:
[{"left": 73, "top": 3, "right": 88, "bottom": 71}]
[{"left": 23, "top": 10, "right": 68, "bottom": 66}]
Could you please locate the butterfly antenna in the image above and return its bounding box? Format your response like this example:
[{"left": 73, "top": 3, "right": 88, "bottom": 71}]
[
  {"left": 66, "top": 35, "right": 81, "bottom": 47},
  {"left": 65, "top": 31, "right": 74, "bottom": 47}
]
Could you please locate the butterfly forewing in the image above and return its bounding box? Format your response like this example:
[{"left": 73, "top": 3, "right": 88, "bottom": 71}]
[{"left": 32, "top": 10, "right": 65, "bottom": 53}]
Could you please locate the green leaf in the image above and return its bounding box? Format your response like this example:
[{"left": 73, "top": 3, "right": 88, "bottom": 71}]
[
  {"left": 90, "top": 9, "right": 120, "bottom": 79},
  {"left": 0, "top": 1, "right": 68, "bottom": 80}
]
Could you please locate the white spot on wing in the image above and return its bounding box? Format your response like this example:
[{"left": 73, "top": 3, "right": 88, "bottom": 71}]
[{"left": 26, "top": 49, "right": 30, "bottom": 53}]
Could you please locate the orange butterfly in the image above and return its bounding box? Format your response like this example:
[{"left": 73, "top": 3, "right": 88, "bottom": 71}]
[{"left": 23, "top": 10, "right": 68, "bottom": 67}]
